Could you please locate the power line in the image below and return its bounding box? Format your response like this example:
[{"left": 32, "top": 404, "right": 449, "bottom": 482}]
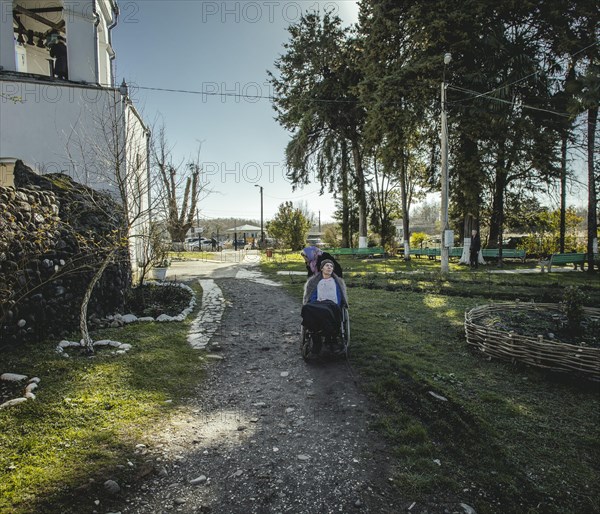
[
  {"left": 447, "top": 84, "right": 574, "bottom": 118},
  {"left": 135, "top": 85, "right": 274, "bottom": 101},
  {"left": 133, "top": 85, "right": 358, "bottom": 104},
  {"left": 449, "top": 41, "right": 599, "bottom": 106}
]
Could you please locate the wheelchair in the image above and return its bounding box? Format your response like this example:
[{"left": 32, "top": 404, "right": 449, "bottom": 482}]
[{"left": 300, "top": 304, "right": 350, "bottom": 360}]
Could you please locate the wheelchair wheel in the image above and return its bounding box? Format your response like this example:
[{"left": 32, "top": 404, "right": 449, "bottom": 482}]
[
  {"left": 341, "top": 307, "right": 350, "bottom": 351},
  {"left": 300, "top": 326, "right": 312, "bottom": 360}
]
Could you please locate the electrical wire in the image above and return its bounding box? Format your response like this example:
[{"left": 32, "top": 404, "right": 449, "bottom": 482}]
[{"left": 447, "top": 84, "right": 575, "bottom": 119}]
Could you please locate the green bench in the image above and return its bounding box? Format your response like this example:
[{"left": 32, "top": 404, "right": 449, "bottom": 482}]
[
  {"left": 539, "top": 252, "right": 586, "bottom": 272},
  {"left": 411, "top": 247, "right": 464, "bottom": 260},
  {"left": 412, "top": 248, "right": 440, "bottom": 260},
  {"left": 324, "top": 247, "right": 355, "bottom": 256},
  {"left": 481, "top": 248, "right": 526, "bottom": 262},
  {"left": 324, "top": 247, "right": 386, "bottom": 258},
  {"left": 450, "top": 247, "right": 464, "bottom": 258}
]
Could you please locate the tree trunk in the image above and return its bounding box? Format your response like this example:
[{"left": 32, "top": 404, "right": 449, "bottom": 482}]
[
  {"left": 488, "top": 162, "right": 507, "bottom": 252},
  {"left": 341, "top": 139, "right": 350, "bottom": 248},
  {"left": 80, "top": 247, "right": 119, "bottom": 354},
  {"left": 399, "top": 151, "right": 410, "bottom": 260},
  {"left": 351, "top": 141, "right": 368, "bottom": 248},
  {"left": 587, "top": 106, "right": 598, "bottom": 273},
  {"left": 559, "top": 135, "right": 567, "bottom": 253}
]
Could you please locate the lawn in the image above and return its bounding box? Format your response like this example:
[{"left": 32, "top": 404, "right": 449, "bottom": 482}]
[
  {"left": 0, "top": 283, "right": 205, "bottom": 513},
  {"left": 261, "top": 252, "right": 600, "bottom": 513}
]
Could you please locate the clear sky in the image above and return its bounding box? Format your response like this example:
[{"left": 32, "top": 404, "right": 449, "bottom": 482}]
[{"left": 111, "top": 1, "right": 360, "bottom": 226}]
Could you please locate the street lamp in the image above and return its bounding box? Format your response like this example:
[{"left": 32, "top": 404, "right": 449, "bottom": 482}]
[
  {"left": 255, "top": 184, "right": 264, "bottom": 247},
  {"left": 440, "top": 52, "right": 452, "bottom": 274}
]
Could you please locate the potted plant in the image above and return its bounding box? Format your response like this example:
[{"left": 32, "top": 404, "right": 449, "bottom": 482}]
[
  {"left": 149, "top": 256, "right": 170, "bottom": 281},
  {"left": 143, "top": 222, "right": 171, "bottom": 281}
]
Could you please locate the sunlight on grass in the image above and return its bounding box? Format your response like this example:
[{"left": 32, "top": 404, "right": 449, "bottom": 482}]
[{"left": 422, "top": 295, "right": 448, "bottom": 308}]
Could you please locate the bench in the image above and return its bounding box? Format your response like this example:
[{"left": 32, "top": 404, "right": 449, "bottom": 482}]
[
  {"left": 539, "top": 253, "right": 586, "bottom": 272},
  {"left": 410, "top": 247, "right": 464, "bottom": 260},
  {"left": 481, "top": 248, "right": 526, "bottom": 262},
  {"left": 324, "top": 247, "right": 386, "bottom": 258},
  {"left": 412, "top": 248, "right": 440, "bottom": 260}
]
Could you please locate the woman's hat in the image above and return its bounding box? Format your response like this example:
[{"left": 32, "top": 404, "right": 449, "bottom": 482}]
[{"left": 320, "top": 259, "right": 334, "bottom": 270}]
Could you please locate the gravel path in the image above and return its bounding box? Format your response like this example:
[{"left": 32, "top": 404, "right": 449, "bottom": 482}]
[{"left": 118, "top": 272, "right": 404, "bottom": 513}]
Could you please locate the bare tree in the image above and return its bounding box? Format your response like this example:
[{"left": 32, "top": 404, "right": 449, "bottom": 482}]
[
  {"left": 151, "top": 124, "right": 209, "bottom": 243},
  {"left": 65, "top": 86, "right": 154, "bottom": 353}
]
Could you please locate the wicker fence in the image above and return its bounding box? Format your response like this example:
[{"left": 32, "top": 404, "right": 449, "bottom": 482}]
[{"left": 464, "top": 303, "right": 600, "bottom": 379}]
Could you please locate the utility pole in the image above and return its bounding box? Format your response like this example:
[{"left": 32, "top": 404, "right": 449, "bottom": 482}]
[
  {"left": 255, "top": 185, "right": 264, "bottom": 247},
  {"left": 440, "top": 53, "right": 452, "bottom": 274}
]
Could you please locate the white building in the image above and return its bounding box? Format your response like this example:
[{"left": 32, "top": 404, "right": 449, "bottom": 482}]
[{"left": 0, "top": 0, "right": 150, "bottom": 273}]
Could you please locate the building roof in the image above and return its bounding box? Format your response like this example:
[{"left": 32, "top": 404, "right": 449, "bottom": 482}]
[{"left": 226, "top": 224, "right": 262, "bottom": 232}]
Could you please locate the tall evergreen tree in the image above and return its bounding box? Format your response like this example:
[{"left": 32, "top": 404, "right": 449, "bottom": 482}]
[{"left": 268, "top": 10, "right": 369, "bottom": 247}]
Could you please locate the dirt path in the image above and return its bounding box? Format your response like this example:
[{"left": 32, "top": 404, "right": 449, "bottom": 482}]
[{"left": 118, "top": 271, "right": 404, "bottom": 513}]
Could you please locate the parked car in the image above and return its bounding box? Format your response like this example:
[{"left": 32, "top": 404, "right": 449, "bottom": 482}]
[
  {"left": 306, "top": 237, "right": 325, "bottom": 248},
  {"left": 186, "top": 238, "right": 222, "bottom": 251}
]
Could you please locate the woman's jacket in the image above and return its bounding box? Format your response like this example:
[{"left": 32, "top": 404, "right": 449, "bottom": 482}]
[{"left": 302, "top": 272, "right": 348, "bottom": 307}]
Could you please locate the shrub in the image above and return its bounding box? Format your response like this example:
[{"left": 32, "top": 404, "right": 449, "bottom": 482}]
[
  {"left": 410, "top": 232, "right": 429, "bottom": 248},
  {"left": 560, "top": 285, "right": 588, "bottom": 331}
]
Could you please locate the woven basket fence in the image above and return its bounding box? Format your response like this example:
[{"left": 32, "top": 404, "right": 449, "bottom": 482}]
[{"left": 464, "top": 303, "right": 600, "bottom": 379}]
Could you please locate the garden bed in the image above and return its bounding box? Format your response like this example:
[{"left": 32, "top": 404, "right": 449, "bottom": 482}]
[{"left": 465, "top": 303, "right": 600, "bottom": 379}]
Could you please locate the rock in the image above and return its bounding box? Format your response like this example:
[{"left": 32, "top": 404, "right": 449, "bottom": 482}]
[
  {"left": 121, "top": 314, "right": 138, "bottom": 324},
  {"left": 190, "top": 475, "right": 207, "bottom": 485},
  {"left": 0, "top": 373, "right": 27, "bottom": 382},
  {"left": 428, "top": 391, "right": 448, "bottom": 401},
  {"left": 0, "top": 397, "right": 28, "bottom": 409},
  {"left": 297, "top": 455, "right": 310, "bottom": 461},
  {"left": 280, "top": 371, "right": 289, "bottom": 377},
  {"left": 460, "top": 503, "right": 477, "bottom": 514},
  {"left": 103, "top": 479, "right": 120, "bottom": 495}
]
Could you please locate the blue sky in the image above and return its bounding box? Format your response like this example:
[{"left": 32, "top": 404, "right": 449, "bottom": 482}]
[{"left": 112, "top": 1, "right": 360, "bottom": 225}]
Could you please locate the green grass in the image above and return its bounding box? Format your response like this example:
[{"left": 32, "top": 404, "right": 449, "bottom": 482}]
[
  {"left": 170, "top": 250, "right": 221, "bottom": 260},
  {"left": 0, "top": 284, "right": 205, "bottom": 514},
  {"left": 262, "top": 255, "right": 600, "bottom": 513}
]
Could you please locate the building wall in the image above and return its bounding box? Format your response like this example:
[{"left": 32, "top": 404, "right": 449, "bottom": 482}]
[
  {"left": 0, "top": 75, "right": 150, "bottom": 274},
  {"left": 0, "top": 0, "right": 116, "bottom": 85}
]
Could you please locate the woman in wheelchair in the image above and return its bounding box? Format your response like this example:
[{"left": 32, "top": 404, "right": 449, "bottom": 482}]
[{"left": 301, "top": 259, "right": 348, "bottom": 356}]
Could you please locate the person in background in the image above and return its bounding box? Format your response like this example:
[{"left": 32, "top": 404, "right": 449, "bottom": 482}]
[
  {"left": 470, "top": 229, "right": 481, "bottom": 268},
  {"left": 50, "top": 36, "right": 68, "bottom": 80},
  {"left": 301, "top": 246, "right": 343, "bottom": 278}
]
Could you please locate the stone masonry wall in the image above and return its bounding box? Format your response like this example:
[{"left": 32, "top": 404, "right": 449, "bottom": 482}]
[{"left": 0, "top": 161, "right": 131, "bottom": 345}]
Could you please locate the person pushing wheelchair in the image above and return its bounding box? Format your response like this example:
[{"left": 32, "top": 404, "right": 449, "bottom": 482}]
[{"left": 301, "top": 259, "right": 348, "bottom": 355}]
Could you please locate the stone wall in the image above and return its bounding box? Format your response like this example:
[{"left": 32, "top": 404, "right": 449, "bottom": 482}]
[{"left": 0, "top": 161, "right": 132, "bottom": 345}]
